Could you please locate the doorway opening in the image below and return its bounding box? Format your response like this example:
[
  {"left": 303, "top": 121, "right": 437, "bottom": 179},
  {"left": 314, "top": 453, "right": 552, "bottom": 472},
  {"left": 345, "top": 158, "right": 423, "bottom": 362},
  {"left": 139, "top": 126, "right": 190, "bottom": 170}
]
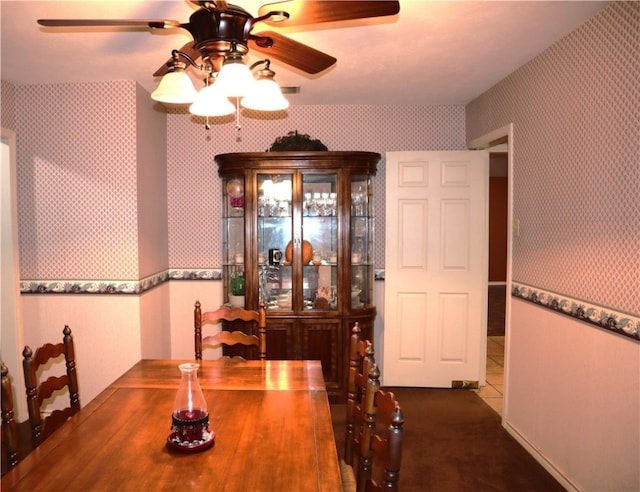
[
  {"left": 488, "top": 149, "right": 508, "bottom": 335},
  {"left": 483, "top": 147, "right": 508, "bottom": 415},
  {"left": 469, "top": 125, "right": 513, "bottom": 419}
]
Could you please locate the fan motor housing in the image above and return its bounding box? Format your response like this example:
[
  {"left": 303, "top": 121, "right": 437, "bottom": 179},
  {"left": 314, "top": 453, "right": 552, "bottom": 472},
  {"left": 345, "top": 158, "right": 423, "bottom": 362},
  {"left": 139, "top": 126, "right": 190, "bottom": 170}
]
[{"left": 187, "top": 5, "right": 253, "bottom": 58}]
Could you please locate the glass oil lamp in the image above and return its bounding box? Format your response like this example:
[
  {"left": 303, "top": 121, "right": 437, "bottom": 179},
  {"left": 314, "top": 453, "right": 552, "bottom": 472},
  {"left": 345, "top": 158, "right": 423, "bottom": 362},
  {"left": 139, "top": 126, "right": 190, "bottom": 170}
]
[{"left": 166, "top": 363, "right": 214, "bottom": 452}]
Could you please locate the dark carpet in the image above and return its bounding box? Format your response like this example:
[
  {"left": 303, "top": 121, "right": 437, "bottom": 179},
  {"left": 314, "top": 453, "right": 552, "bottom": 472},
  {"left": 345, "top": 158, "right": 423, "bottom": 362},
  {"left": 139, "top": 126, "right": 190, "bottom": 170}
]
[{"left": 331, "top": 388, "right": 565, "bottom": 492}]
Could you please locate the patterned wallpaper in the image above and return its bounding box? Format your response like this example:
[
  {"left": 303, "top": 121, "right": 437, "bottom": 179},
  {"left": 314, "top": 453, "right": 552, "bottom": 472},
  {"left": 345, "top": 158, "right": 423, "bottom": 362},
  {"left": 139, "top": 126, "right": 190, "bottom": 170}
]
[
  {"left": 166, "top": 105, "right": 466, "bottom": 270},
  {"left": 467, "top": 1, "right": 639, "bottom": 317},
  {"left": 1, "top": 80, "right": 16, "bottom": 131},
  {"left": 3, "top": 75, "right": 465, "bottom": 288},
  {"left": 13, "top": 81, "right": 140, "bottom": 281}
]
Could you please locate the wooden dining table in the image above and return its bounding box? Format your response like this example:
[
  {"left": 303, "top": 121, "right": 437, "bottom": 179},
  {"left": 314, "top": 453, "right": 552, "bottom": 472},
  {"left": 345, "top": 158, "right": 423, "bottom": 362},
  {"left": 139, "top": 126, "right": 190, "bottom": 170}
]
[{"left": 1, "top": 359, "right": 342, "bottom": 491}]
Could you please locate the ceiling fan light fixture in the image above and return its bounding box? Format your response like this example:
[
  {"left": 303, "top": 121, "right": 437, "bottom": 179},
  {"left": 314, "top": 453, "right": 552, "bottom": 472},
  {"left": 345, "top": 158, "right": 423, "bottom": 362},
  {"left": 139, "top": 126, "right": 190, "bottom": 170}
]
[
  {"left": 189, "top": 82, "right": 235, "bottom": 117},
  {"left": 214, "top": 41, "right": 256, "bottom": 98},
  {"left": 151, "top": 70, "right": 198, "bottom": 104},
  {"left": 241, "top": 63, "right": 289, "bottom": 111},
  {"left": 215, "top": 58, "right": 255, "bottom": 98}
]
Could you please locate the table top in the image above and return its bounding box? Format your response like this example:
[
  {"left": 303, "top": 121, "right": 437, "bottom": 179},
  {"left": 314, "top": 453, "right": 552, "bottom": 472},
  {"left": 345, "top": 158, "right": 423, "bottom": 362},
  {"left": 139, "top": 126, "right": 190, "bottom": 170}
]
[
  {"left": 112, "top": 359, "right": 327, "bottom": 391},
  {"left": 2, "top": 359, "right": 341, "bottom": 492}
]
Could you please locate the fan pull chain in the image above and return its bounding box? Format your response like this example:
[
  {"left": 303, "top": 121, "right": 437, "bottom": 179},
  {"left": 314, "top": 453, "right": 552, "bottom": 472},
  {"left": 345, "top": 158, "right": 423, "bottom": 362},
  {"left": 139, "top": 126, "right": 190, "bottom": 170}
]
[{"left": 235, "top": 98, "right": 241, "bottom": 131}]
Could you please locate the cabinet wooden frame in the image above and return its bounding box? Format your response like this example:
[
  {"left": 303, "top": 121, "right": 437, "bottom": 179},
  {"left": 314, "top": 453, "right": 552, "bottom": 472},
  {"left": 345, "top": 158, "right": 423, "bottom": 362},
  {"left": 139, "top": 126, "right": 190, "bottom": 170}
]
[{"left": 216, "top": 151, "right": 380, "bottom": 401}]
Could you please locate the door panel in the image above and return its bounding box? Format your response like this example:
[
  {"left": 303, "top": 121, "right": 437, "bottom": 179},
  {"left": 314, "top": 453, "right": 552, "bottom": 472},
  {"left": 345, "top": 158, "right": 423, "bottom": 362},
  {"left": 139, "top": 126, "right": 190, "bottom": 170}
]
[
  {"left": 301, "top": 319, "right": 340, "bottom": 387},
  {"left": 441, "top": 199, "right": 469, "bottom": 270},
  {"left": 265, "top": 320, "right": 295, "bottom": 360},
  {"left": 399, "top": 200, "right": 428, "bottom": 268},
  {"left": 439, "top": 293, "right": 469, "bottom": 361},
  {"left": 397, "top": 292, "right": 427, "bottom": 360},
  {"left": 384, "top": 151, "right": 488, "bottom": 387}
]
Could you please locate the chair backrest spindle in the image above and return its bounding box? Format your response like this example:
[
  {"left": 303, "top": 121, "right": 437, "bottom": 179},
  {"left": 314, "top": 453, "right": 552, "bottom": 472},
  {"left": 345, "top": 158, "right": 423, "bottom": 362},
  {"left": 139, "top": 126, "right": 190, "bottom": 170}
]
[
  {"left": 357, "top": 363, "right": 405, "bottom": 492},
  {"left": 345, "top": 323, "right": 376, "bottom": 466},
  {"left": 22, "top": 325, "right": 80, "bottom": 449},
  {"left": 1, "top": 361, "right": 19, "bottom": 474},
  {"left": 195, "top": 301, "right": 267, "bottom": 360}
]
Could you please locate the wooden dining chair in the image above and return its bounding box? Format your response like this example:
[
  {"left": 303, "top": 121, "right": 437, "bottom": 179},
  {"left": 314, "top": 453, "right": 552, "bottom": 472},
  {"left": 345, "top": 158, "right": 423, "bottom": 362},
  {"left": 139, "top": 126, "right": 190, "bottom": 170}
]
[
  {"left": 357, "top": 363, "right": 405, "bottom": 492},
  {"left": 194, "top": 300, "right": 267, "bottom": 360},
  {"left": 1, "top": 361, "right": 19, "bottom": 475},
  {"left": 22, "top": 325, "right": 80, "bottom": 449},
  {"left": 344, "top": 322, "right": 376, "bottom": 466}
]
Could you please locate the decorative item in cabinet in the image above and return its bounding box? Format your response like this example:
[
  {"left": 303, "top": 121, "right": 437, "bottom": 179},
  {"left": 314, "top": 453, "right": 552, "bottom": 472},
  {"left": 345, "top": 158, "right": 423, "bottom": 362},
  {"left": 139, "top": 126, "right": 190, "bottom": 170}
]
[
  {"left": 222, "top": 174, "right": 245, "bottom": 307},
  {"left": 229, "top": 268, "right": 245, "bottom": 308},
  {"left": 216, "top": 151, "right": 380, "bottom": 401},
  {"left": 226, "top": 178, "right": 244, "bottom": 217}
]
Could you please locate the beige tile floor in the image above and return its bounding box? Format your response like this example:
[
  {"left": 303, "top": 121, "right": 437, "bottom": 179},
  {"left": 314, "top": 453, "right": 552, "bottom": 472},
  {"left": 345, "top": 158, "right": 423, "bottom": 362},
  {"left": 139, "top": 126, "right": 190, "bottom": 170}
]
[{"left": 478, "top": 336, "right": 505, "bottom": 415}]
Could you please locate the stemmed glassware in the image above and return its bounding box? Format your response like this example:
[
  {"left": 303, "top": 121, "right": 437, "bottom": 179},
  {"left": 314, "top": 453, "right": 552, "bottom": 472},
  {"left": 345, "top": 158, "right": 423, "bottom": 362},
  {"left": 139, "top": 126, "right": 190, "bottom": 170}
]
[
  {"left": 351, "top": 186, "right": 366, "bottom": 216},
  {"left": 303, "top": 191, "right": 337, "bottom": 216}
]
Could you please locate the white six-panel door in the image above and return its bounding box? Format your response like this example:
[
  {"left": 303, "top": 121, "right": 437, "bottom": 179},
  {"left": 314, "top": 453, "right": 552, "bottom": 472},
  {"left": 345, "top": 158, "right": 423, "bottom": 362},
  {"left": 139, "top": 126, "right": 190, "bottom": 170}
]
[{"left": 383, "top": 151, "right": 488, "bottom": 387}]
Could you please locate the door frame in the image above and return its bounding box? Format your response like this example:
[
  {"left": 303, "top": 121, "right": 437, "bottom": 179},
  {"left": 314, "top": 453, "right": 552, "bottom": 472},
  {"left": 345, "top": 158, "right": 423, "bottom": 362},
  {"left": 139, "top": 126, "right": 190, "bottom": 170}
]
[
  {"left": 468, "top": 123, "right": 514, "bottom": 422},
  {"left": 1, "top": 127, "right": 26, "bottom": 420}
]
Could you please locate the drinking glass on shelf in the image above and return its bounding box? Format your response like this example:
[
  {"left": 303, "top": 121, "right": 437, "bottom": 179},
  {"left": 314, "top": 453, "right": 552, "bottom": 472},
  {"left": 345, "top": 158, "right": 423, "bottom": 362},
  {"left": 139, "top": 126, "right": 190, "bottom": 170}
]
[
  {"left": 257, "top": 195, "right": 266, "bottom": 217},
  {"left": 351, "top": 185, "right": 365, "bottom": 216},
  {"left": 312, "top": 251, "right": 322, "bottom": 265},
  {"left": 304, "top": 192, "right": 312, "bottom": 216},
  {"left": 318, "top": 192, "right": 328, "bottom": 216},
  {"left": 266, "top": 197, "right": 278, "bottom": 217},
  {"left": 309, "top": 192, "right": 321, "bottom": 216},
  {"left": 328, "top": 192, "right": 337, "bottom": 216},
  {"left": 278, "top": 200, "right": 290, "bottom": 216}
]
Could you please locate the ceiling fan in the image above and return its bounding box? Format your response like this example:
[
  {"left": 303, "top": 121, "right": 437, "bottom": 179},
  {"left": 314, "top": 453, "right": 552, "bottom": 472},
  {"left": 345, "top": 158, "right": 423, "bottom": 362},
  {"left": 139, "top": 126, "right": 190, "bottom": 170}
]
[{"left": 37, "top": 0, "right": 401, "bottom": 77}]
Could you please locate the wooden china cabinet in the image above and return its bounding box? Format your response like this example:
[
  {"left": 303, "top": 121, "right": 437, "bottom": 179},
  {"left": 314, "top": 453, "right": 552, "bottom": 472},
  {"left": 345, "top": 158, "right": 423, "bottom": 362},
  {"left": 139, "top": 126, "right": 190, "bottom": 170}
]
[{"left": 216, "top": 151, "right": 379, "bottom": 401}]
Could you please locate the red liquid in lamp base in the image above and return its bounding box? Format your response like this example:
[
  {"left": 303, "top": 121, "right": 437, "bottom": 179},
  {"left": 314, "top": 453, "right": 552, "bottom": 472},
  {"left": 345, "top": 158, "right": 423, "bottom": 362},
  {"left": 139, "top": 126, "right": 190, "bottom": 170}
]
[{"left": 171, "top": 408, "right": 210, "bottom": 443}]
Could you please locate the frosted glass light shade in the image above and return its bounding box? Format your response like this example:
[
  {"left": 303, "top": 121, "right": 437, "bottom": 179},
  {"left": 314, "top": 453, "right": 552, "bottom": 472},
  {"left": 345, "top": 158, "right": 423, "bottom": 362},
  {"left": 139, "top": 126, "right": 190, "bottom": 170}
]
[
  {"left": 189, "top": 84, "right": 234, "bottom": 117},
  {"left": 151, "top": 71, "right": 198, "bottom": 104},
  {"left": 215, "top": 61, "right": 254, "bottom": 98},
  {"left": 241, "top": 78, "right": 289, "bottom": 111}
]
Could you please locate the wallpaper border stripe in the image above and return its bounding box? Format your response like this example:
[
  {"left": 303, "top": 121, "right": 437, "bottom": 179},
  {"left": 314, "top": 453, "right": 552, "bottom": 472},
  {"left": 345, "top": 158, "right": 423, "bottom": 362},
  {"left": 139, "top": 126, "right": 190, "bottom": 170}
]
[
  {"left": 20, "top": 269, "right": 386, "bottom": 294},
  {"left": 19, "top": 269, "right": 221, "bottom": 295},
  {"left": 512, "top": 282, "right": 640, "bottom": 342},
  {"left": 20, "top": 274, "right": 639, "bottom": 342}
]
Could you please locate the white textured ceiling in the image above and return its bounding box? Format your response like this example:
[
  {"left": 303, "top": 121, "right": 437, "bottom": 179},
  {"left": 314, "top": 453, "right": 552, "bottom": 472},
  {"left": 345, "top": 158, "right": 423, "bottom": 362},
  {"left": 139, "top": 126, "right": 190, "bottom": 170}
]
[{"left": 1, "top": 1, "right": 609, "bottom": 105}]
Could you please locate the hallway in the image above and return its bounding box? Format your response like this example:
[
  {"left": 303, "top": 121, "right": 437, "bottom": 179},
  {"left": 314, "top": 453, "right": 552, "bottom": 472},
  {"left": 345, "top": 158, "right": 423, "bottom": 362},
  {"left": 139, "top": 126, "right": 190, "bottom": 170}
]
[
  {"left": 478, "top": 285, "right": 506, "bottom": 415},
  {"left": 479, "top": 336, "right": 505, "bottom": 415}
]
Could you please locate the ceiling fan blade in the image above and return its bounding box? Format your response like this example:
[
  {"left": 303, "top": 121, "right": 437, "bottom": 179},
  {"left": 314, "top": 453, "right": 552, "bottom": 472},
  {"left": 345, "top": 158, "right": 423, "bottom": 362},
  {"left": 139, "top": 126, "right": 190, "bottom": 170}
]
[
  {"left": 187, "top": 0, "right": 229, "bottom": 8},
  {"left": 249, "top": 31, "right": 336, "bottom": 74},
  {"left": 153, "top": 42, "right": 201, "bottom": 77},
  {"left": 38, "top": 19, "right": 181, "bottom": 29},
  {"left": 258, "top": 1, "right": 399, "bottom": 27}
]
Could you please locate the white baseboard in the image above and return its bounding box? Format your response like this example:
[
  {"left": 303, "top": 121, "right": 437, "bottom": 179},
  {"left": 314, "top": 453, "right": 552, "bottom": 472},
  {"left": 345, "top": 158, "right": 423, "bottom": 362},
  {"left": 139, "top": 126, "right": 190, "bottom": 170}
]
[{"left": 504, "top": 420, "right": 579, "bottom": 492}]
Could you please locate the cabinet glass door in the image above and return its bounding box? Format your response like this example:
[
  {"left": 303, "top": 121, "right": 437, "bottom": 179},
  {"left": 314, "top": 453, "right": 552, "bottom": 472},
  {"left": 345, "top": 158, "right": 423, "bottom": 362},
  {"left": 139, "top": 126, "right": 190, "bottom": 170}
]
[
  {"left": 302, "top": 173, "right": 338, "bottom": 311},
  {"left": 223, "top": 177, "right": 246, "bottom": 307},
  {"left": 257, "top": 173, "right": 293, "bottom": 311},
  {"left": 351, "top": 176, "right": 373, "bottom": 309}
]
